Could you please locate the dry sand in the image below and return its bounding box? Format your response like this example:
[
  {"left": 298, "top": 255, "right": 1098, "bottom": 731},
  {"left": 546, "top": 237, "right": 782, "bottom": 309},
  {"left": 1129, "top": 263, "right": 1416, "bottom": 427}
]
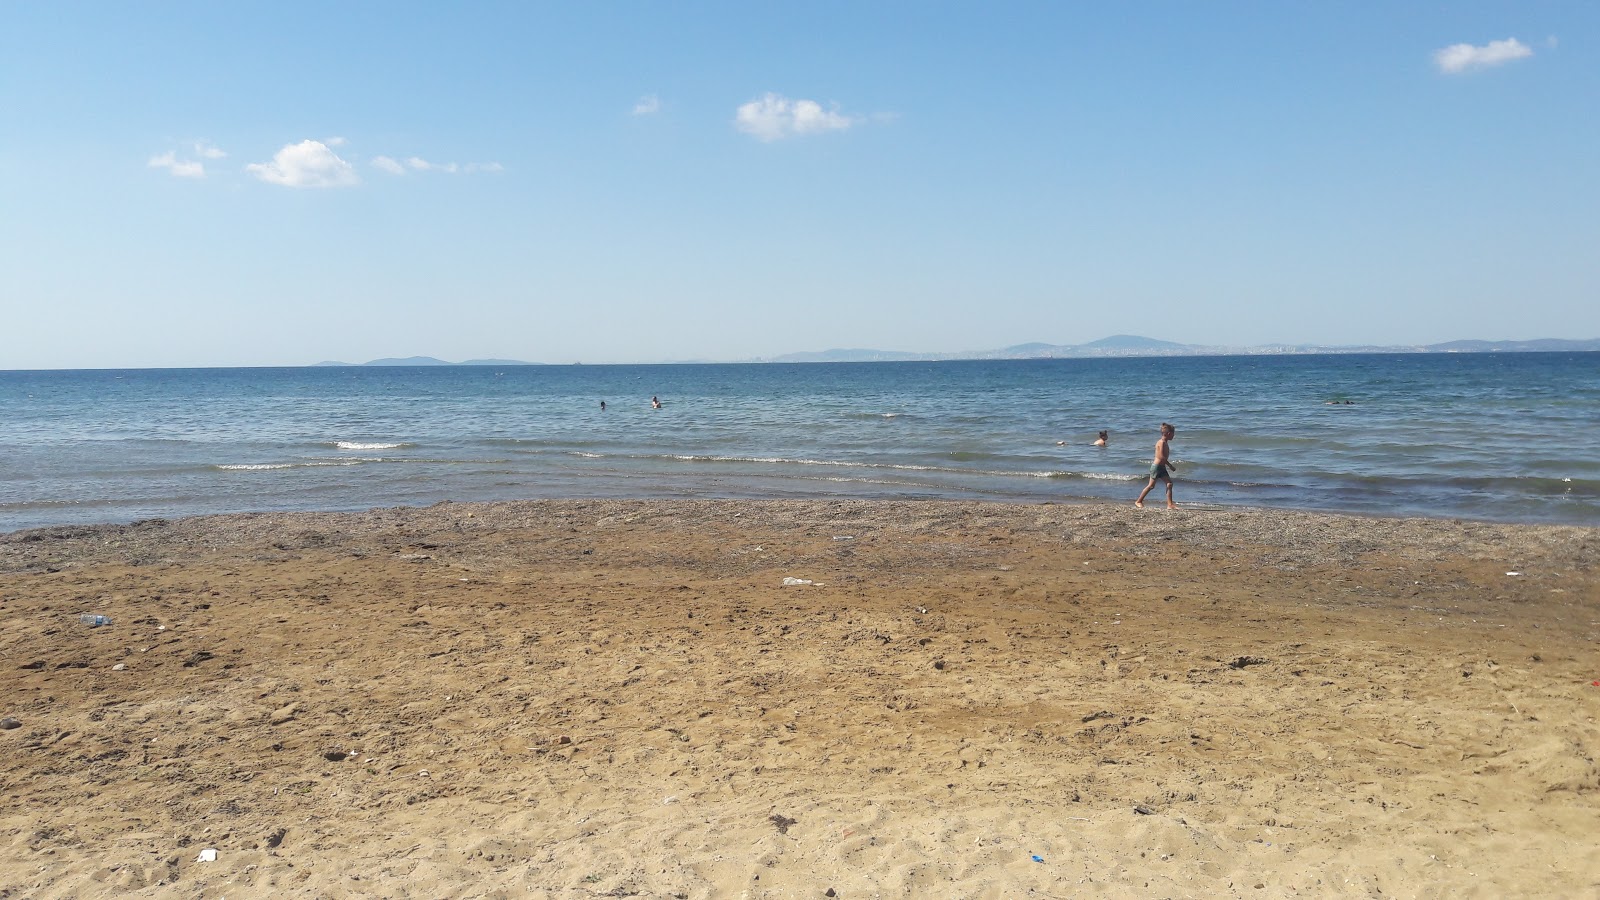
[{"left": 1, "top": 499, "right": 1597, "bottom": 899}]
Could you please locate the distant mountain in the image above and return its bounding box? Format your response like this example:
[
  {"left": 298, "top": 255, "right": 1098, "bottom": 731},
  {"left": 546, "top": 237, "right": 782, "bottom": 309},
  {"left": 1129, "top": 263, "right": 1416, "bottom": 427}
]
[
  {"left": 1081, "top": 334, "right": 1189, "bottom": 351},
  {"left": 363, "top": 356, "right": 454, "bottom": 366}
]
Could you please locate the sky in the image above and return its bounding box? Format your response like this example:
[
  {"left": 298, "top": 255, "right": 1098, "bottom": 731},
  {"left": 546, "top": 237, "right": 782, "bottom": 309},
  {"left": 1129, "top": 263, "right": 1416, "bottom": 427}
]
[{"left": 2, "top": 2, "right": 1597, "bottom": 368}]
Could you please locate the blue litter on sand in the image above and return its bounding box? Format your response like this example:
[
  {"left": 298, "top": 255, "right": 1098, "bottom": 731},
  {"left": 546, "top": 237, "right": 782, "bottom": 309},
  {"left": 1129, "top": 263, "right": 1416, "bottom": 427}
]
[{"left": 1031, "top": 855, "right": 1044, "bottom": 863}]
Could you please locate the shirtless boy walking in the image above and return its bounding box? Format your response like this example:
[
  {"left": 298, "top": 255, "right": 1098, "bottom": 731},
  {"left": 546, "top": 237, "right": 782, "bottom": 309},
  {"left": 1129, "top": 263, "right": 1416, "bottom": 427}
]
[{"left": 1134, "top": 422, "right": 1178, "bottom": 509}]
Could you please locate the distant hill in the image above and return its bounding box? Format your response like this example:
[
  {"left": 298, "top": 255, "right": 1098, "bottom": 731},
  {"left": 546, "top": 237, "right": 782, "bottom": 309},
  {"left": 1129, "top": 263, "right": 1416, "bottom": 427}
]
[
  {"left": 363, "top": 357, "right": 454, "bottom": 366},
  {"left": 1081, "top": 334, "right": 1189, "bottom": 351}
]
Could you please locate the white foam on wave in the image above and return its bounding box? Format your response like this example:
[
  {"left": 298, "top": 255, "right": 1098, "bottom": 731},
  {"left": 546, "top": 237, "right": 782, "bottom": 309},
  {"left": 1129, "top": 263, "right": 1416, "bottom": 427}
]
[
  {"left": 334, "top": 441, "right": 408, "bottom": 450},
  {"left": 216, "top": 463, "right": 294, "bottom": 471},
  {"left": 669, "top": 454, "right": 1014, "bottom": 476},
  {"left": 569, "top": 451, "right": 604, "bottom": 459},
  {"left": 218, "top": 460, "right": 371, "bottom": 471}
]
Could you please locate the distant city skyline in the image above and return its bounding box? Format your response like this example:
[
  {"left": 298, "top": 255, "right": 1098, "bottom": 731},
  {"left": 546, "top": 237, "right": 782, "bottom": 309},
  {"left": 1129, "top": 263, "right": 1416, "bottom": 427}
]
[{"left": 3, "top": 3, "right": 1597, "bottom": 369}]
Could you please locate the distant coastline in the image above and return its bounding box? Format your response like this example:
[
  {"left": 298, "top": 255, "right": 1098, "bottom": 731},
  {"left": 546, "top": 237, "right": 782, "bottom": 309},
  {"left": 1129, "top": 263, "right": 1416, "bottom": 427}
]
[
  {"left": 310, "top": 356, "right": 546, "bottom": 367},
  {"left": 313, "top": 335, "right": 1600, "bottom": 367}
]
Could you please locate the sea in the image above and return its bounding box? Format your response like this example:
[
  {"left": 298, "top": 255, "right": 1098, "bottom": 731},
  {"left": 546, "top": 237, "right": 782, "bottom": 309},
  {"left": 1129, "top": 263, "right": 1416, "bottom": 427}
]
[{"left": 1, "top": 353, "right": 1596, "bottom": 532}]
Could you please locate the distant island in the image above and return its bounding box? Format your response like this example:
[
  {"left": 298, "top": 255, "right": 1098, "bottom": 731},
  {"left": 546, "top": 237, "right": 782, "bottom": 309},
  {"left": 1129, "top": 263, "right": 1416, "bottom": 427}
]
[{"left": 310, "top": 336, "right": 1599, "bottom": 368}]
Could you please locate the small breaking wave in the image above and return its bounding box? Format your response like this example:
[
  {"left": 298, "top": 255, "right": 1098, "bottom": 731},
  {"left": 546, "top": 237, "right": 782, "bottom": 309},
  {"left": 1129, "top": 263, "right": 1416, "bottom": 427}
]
[
  {"left": 843, "top": 412, "right": 911, "bottom": 421},
  {"left": 216, "top": 460, "right": 367, "bottom": 471},
  {"left": 663, "top": 453, "right": 1145, "bottom": 482},
  {"left": 216, "top": 463, "right": 295, "bottom": 471},
  {"left": 333, "top": 441, "right": 410, "bottom": 450}
]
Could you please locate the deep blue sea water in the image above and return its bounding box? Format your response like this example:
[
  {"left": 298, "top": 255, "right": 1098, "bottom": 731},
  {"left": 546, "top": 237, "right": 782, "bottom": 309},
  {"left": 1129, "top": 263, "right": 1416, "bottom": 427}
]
[{"left": 1, "top": 353, "right": 1596, "bottom": 531}]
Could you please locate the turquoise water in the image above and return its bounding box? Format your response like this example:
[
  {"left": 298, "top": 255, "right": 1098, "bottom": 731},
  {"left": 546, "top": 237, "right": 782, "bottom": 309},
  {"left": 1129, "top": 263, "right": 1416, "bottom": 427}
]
[{"left": 1, "top": 353, "right": 1596, "bottom": 531}]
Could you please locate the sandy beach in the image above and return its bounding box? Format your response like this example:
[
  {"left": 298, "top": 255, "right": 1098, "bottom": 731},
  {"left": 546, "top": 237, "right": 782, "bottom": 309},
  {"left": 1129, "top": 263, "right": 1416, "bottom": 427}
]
[{"left": 2, "top": 498, "right": 1596, "bottom": 898}]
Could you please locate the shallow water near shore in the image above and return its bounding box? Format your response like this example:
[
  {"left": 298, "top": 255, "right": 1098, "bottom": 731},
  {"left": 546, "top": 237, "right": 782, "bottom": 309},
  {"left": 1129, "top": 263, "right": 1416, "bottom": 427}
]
[{"left": 2, "top": 352, "right": 1596, "bottom": 530}]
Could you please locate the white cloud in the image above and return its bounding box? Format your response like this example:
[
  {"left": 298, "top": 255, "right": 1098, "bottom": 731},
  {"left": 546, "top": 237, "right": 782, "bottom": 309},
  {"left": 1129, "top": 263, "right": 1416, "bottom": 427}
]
[
  {"left": 735, "top": 92, "right": 855, "bottom": 141},
  {"left": 193, "top": 141, "right": 227, "bottom": 159},
  {"left": 1434, "top": 37, "right": 1533, "bottom": 73},
  {"left": 246, "top": 139, "right": 359, "bottom": 188},
  {"left": 465, "top": 162, "right": 504, "bottom": 173},
  {"left": 632, "top": 93, "right": 661, "bottom": 116},
  {"left": 148, "top": 150, "right": 205, "bottom": 178},
  {"left": 407, "top": 156, "right": 460, "bottom": 173},
  {"left": 326, "top": 136, "right": 348, "bottom": 147},
  {"left": 372, "top": 155, "right": 406, "bottom": 175}
]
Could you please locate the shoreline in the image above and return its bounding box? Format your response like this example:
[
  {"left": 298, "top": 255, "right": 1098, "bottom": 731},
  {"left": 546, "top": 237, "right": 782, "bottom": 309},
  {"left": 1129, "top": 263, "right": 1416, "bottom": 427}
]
[
  {"left": 4, "top": 498, "right": 1597, "bottom": 897},
  {"left": 4, "top": 496, "right": 1596, "bottom": 570},
  {"left": 6, "top": 488, "right": 1598, "bottom": 547}
]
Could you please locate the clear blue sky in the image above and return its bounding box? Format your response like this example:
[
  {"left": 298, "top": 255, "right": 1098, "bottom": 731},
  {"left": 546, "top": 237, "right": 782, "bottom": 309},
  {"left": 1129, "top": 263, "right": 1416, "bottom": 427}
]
[{"left": 3, "top": 2, "right": 1596, "bottom": 368}]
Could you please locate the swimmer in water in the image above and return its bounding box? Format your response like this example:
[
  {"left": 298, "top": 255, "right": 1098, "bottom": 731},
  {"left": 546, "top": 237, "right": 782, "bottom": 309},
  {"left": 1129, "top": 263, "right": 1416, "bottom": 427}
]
[
  {"left": 1094, "top": 430, "right": 1108, "bottom": 447},
  {"left": 599, "top": 400, "right": 606, "bottom": 411},
  {"left": 651, "top": 395, "right": 662, "bottom": 409}
]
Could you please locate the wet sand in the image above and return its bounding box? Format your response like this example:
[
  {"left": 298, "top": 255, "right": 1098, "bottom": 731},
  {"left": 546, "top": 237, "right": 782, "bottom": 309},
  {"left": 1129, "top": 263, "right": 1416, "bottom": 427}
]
[{"left": 2, "top": 499, "right": 1597, "bottom": 898}]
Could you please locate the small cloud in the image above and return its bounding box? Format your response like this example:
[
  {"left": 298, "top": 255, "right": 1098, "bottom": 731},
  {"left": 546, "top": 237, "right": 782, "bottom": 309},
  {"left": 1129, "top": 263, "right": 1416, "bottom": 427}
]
[
  {"left": 735, "top": 92, "right": 856, "bottom": 141},
  {"left": 372, "top": 155, "right": 406, "bottom": 175},
  {"left": 1434, "top": 37, "right": 1533, "bottom": 74},
  {"left": 465, "top": 162, "right": 504, "bottom": 174},
  {"left": 193, "top": 141, "right": 227, "bottom": 159},
  {"left": 246, "top": 139, "right": 359, "bottom": 188},
  {"left": 326, "top": 136, "right": 348, "bottom": 147},
  {"left": 406, "top": 156, "right": 460, "bottom": 173},
  {"left": 632, "top": 93, "right": 661, "bottom": 116},
  {"left": 148, "top": 150, "right": 205, "bottom": 178},
  {"left": 1546, "top": 35, "right": 1559, "bottom": 49}
]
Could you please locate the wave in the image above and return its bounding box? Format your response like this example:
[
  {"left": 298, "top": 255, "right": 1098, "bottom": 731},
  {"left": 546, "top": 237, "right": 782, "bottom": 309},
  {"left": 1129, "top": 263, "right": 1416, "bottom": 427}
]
[
  {"left": 216, "top": 463, "right": 297, "bottom": 471},
  {"left": 668, "top": 454, "right": 943, "bottom": 472},
  {"left": 655, "top": 453, "right": 1144, "bottom": 483},
  {"left": 333, "top": 441, "right": 411, "bottom": 450},
  {"left": 216, "top": 460, "right": 370, "bottom": 471},
  {"left": 842, "top": 412, "right": 912, "bottom": 421}
]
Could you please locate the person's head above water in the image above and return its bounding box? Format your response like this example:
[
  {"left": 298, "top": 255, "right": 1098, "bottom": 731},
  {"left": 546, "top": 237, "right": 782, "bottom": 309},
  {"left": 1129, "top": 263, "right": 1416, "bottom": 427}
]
[{"left": 1160, "top": 423, "right": 1175, "bottom": 437}]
